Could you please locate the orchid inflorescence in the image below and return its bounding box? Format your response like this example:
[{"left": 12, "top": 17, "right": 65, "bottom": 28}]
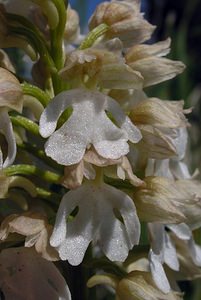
[{"left": 0, "top": 0, "right": 200, "bottom": 299}]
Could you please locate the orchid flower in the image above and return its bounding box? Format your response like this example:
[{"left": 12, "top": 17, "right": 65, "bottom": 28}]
[
  {"left": 50, "top": 180, "right": 140, "bottom": 265},
  {"left": 39, "top": 88, "right": 141, "bottom": 166}
]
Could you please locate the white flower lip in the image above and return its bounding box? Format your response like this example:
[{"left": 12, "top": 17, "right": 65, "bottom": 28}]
[
  {"left": 39, "top": 88, "right": 142, "bottom": 165},
  {"left": 50, "top": 182, "right": 140, "bottom": 266}
]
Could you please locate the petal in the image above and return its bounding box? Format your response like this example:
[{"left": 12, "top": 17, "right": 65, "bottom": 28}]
[
  {"left": 39, "top": 90, "right": 74, "bottom": 138},
  {"left": 129, "top": 57, "right": 185, "bottom": 87},
  {"left": 163, "top": 233, "right": 179, "bottom": 271},
  {"left": 44, "top": 121, "right": 87, "bottom": 165},
  {"left": 58, "top": 203, "right": 94, "bottom": 265},
  {"left": 50, "top": 191, "right": 79, "bottom": 248},
  {"left": 145, "top": 159, "right": 173, "bottom": 178},
  {"left": 98, "top": 63, "right": 143, "bottom": 89},
  {"left": 98, "top": 184, "right": 140, "bottom": 261},
  {"left": 126, "top": 38, "right": 171, "bottom": 62},
  {"left": 0, "top": 109, "right": 16, "bottom": 167},
  {"left": 172, "top": 128, "right": 188, "bottom": 161},
  {"left": 170, "top": 161, "right": 192, "bottom": 179},
  {"left": 42, "top": 89, "right": 133, "bottom": 164},
  {"left": 106, "top": 96, "right": 142, "bottom": 143},
  {"left": 188, "top": 237, "right": 201, "bottom": 267},
  {"left": 94, "top": 138, "right": 129, "bottom": 160},
  {"left": 51, "top": 185, "right": 96, "bottom": 265},
  {"left": 93, "top": 110, "right": 130, "bottom": 159},
  {"left": 167, "top": 223, "right": 191, "bottom": 240},
  {"left": 149, "top": 250, "right": 170, "bottom": 293},
  {"left": 148, "top": 223, "right": 165, "bottom": 255}
]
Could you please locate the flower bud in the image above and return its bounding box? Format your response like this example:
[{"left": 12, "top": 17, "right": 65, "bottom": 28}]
[
  {"left": 129, "top": 95, "right": 189, "bottom": 159},
  {"left": 117, "top": 271, "right": 182, "bottom": 300},
  {"left": 134, "top": 176, "right": 201, "bottom": 227},
  {"left": 87, "top": 271, "right": 182, "bottom": 300},
  {"left": 0, "top": 67, "right": 23, "bottom": 112},
  {"left": 89, "top": 0, "right": 155, "bottom": 47},
  {"left": 134, "top": 176, "right": 186, "bottom": 223},
  {"left": 64, "top": 6, "right": 80, "bottom": 43},
  {"left": 126, "top": 39, "right": 185, "bottom": 87}
]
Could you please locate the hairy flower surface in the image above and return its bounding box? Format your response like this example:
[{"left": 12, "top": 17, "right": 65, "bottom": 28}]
[
  {"left": 50, "top": 181, "right": 140, "bottom": 265},
  {"left": 39, "top": 88, "right": 141, "bottom": 165}
]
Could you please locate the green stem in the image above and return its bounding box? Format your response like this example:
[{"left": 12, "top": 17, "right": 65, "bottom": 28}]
[
  {"left": 18, "top": 142, "right": 63, "bottom": 172},
  {"left": 49, "top": 0, "right": 67, "bottom": 94},
  {"left": 79, "top": 23, "right": 109, "bottom": 50},
  {"left": 36, "top": 187, "right": 61, "bottom": 204},
  {"left": 4, "top": 164, "right": 61, "bottom": 183},
  {"left": 22, "top": 83, "right": 50, "bottom": 106},
  {"left": 10, "top": 115, "right": 39, "bottom": 135},
  {"left": 50, "top": 0, "right": 67, "bottom": 69}
]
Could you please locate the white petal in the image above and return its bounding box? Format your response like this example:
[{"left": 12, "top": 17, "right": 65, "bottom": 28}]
[
  {"left": 121, "top": 116, "right": 142, "bottom": 143},
  {"left": 167, "top": 223, "right": 191, "bottom": 240},
  {"left": 51, "top": 182, "right": 140, "bottom": 265},
  {"left": 170, "top": 161, "right": 192, "bottom": 179},
  {"left": 145, "top": 159, "right": 173, "bottom": 178},
  {"left": 188, "top": 237, "right": 201, "bottom": 266},
  {"left": 148, "top": 223, "right": 179, "bottom": 271},
  {"left": 58, "top": 197, "right": 95, "bottom": 265},
  {"left": 0, "top": 109, "right": 16, "bottom": 167},
  {"left": 164, "top": 233, "right": 179, "bottom": 271},
  {"left": 39, "top": 90, "right": 73, "bottom": 138},
  {"left": 149, "top": 250, "right": 170, "bottom": 293},
  {"left": 106, "top": 96, "right": 142, "bottom": 143},
  {"left": 51, "top": 185, "right": 96, "bottom": 265},
  {"left": 94, "top": 138, "right": 129, "bottom": 160},
  {"left": 45, "top": 121, "right": 88, "bottom": 165},
  {"left": 41, "top": 89, "right": 133, "bottom": 164},
  {"left": 148, "top": 223, "right": 165, "bottom": 255},
  {"left": 50, "top": 191, "right": 79, "bottom": 248},
  {"left": 98, "top": 184, "right": 140, "bottom": 261}
]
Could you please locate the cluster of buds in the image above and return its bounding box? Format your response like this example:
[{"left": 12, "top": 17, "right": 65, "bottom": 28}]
[{"left": 0, "top": 0, "right": 200, "bottom": 299}]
